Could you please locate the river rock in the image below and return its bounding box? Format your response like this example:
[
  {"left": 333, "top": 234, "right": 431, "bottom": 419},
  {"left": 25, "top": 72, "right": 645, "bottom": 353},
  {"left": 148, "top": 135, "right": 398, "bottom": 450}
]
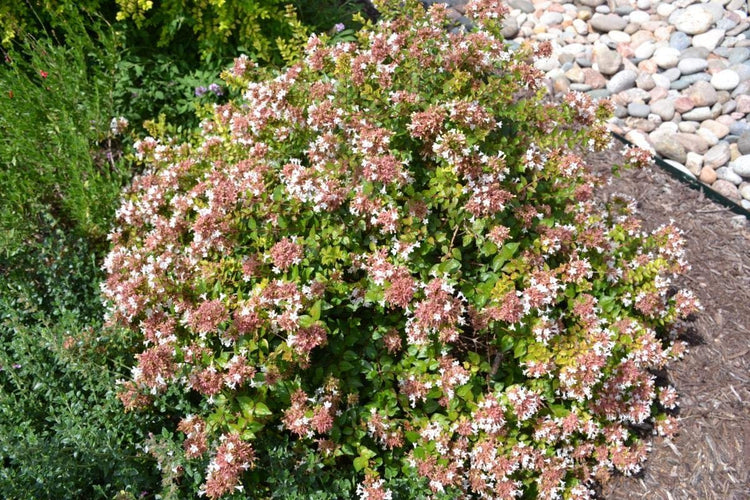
[
  {"left": 686, "top": 81, "right": 718, "bottom": 107},
  {"left": 718, "top": 166, "right": 744, "bottom": 184},
  {"left": 591, "top": 13, "right": 628, "bottom": 32},
  {"left": 738, "top": 132, "right": 750, "bottom": 155},
  {"left": 686, "top": 151, "right": 703, "bottom": 174},
  {"left": 711, "top": 70, "right": 740, "bottom": 91},
  {"left": 712, "top": 179, "right": 741, "bottom": 200},
  {"left": 653, "top": 134, "right": 687, "bottom": 163},
  {"left": 700, "top": 166, "right": 718, "bottom": 184},
  {"left": 653, "top": 47, "right": 681, "bottom": 68},
  {"left": 594, "top": 47, "right": 622, "bottom": 75},
  {"left": 677, "top": 58, "right": 708, "bottom": 75},
  {"left": 672, "top": 5, "right": 715, "bottom": 35},
  {"left": 607, "top": 69, "right": 637, "bottom": 93},
  {"left": 682, "top": 107, "right": 713, "bottom": 121},
  {"left": 650, "top": 99, "right": 675, "bottom": 120},
  {"left": 731, "top": 155, "right": 750, "bottom": 177},
  {"left": 703, "top": 141, "right": 731, "bottom": 169},
  {"left": 670, "top": 31, "right": 692, "bottom": 50},
  {"left": 692, "top": 28, "right": 725, "bottom": 51},
  {"left": 676, "top": 133, "right": 710, "bottom": 154},
  {"left": 701, "top": 120, "right": 730, "bottom": 139},
  {"left": 628, "top": 102, "right": 650, "bottom": 117}
]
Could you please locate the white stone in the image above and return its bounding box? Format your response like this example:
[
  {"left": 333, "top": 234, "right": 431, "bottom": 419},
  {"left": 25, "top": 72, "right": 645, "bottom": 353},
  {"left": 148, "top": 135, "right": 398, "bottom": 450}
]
[
  {"left": 730, "top": 155, "right": 750, "bottom": 177},
  {"left": 692, "top": 28, "right": 725, "bottom": 51},
  {"left": 657, "top": 3, "right": 677, "bottom": 17},
  {"left": 672, "top": 6, "right": 715, "bottom": 35},
  {"left": 629, "top": 10, "right": 651, "bottom": 25},
  {"left": 653, "top": 47, "right": 681, "bottom": 68},
  {"left": 634, "top": 42, "right": 656, "bottom": 59},
  {"left": 711, "top": 69, "right": 740, "bottom": 90}
]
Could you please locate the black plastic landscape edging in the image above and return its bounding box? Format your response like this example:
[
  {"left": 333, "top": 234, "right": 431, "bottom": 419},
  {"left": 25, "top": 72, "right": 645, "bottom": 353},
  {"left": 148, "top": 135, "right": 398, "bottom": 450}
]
[{"left": 611, "top": 131, "right": 750, "bottom": 220}]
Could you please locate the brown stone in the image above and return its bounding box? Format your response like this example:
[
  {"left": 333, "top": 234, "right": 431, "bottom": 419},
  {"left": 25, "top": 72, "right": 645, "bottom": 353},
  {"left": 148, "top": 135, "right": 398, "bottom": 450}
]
[
  {"left": 675, "top": 133, "right": 710, "bottom": 154},
  {"left": 674, "top": 97, "right": 696, "bottom": 114},
  {"left": 699, "top": 166, "right": 718, "bottom": 184},
  {"left": 637, "top": 59, "right": 658, "bottom": 74},
  {"left": 583, "top": 68, "right": 607, "bottom": 89},
  {"left": 712, "top": 179, "right": 741, "bottom": 200}
]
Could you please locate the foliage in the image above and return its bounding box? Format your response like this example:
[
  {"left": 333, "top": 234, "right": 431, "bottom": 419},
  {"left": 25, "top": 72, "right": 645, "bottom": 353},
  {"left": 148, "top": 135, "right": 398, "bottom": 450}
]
[
  {"left": 115, "top": 0, "right": 361, "bottom": 65},
  {"left": 0, "top": 216, "right": 164, "bottom": 498},
  {"left": 0, "top": 15, "right": 128, "bottom": 255},
  {"left": 104, "top": 1, "right": 698, "bottom": 498}
]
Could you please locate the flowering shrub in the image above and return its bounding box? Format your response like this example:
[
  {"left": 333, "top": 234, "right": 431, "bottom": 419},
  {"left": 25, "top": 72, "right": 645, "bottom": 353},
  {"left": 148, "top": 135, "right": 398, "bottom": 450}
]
[{"left": 103, "top": 1, "right": 699, "bottom": 498}]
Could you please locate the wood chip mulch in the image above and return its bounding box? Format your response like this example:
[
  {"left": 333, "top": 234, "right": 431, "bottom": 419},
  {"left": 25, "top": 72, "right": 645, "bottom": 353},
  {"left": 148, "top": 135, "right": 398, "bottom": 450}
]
[{"left": 587, "top": 147, "right": 750, "bottom": 500}]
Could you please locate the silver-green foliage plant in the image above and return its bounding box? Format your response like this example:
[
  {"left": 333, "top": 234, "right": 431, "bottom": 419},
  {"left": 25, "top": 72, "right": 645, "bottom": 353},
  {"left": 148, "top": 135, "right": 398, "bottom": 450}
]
[{"left": 103, "top": 1, "right": 698, "bottom": 498}]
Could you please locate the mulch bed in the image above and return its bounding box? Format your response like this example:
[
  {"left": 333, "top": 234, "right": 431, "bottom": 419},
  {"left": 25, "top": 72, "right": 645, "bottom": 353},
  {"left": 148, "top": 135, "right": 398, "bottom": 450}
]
[{"left": 587, "top": 147, "right": 750, "bottom": 499}]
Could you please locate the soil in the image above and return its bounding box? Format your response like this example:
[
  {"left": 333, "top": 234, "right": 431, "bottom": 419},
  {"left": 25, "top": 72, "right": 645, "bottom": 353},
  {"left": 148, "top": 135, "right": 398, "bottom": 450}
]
[{"left": 587, "top": 147, "right": 750, "bottom": 500}]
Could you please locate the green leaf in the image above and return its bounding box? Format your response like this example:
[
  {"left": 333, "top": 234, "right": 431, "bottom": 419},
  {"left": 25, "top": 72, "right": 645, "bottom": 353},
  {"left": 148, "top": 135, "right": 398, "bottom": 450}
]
[{"left": 353, "top": 456, "right": 368, "bottom": 472}]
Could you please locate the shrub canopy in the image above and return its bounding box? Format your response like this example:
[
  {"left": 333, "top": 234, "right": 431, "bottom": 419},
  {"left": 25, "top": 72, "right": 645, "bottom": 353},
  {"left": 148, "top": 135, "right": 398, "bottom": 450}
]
[{"left": 103, "top": 1, "right": 698, "bottom": 498}]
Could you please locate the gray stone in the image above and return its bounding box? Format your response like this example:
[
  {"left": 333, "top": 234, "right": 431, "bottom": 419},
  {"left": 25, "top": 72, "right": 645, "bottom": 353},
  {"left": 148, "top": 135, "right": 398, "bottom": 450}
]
[
  {"left": 587, "top": 89, "right": 612, "bottom": 99},
  {"left": 570, "top": 83, "right": 593, "bottom": 91},
  {"left": 607, "top": 69, "right": 637, "bottom": 93},
  {"left": 579, "top": 0, "right": 606, "bottom": 6},
  {"left": 711, "top": 70, "right": 740, "bottom": 91},
  {"left": 671, "top": 78, "right": 692, "bottom": 90},
  {"left": 680, "top": 47, "right": 711, "bottom": 60},
  {"left": 594, "top": 47, "right": 622, "bottom": 75},
  {"left": 650, "top": 99, "right": 675, "bottom": 121},
  {"left": 664, "top": 67, "right": 682, "bottom": 82},
  {"left": 729, "top": 156, "right": 750, "bottom": 177},
  {"left": 718, "top": 166, "right": 744, "bottom": 184},
  {"left": 729, "top": 121, "right": 750, "bottom": 137},
  {"left": 728, "top": 47, "right": 750, "bottom": 65},
  {"left": 731, "top": 80, "right": 750, "bottom": 99},
  {"left": 682, "top": 107, "right": 713, "bottom": 121},
  {"left": 692, "top": 28, "right": 725, "bottom": 51},
  {"left": 670, "top": 31, "right": 692, "bottom": 50},
  {"left": 590, "top": 13, "right": 628, "bottom": 32},
  {"left": 701, "top": 1, "right": 725, "bottom": 23},
  {"left": 716, "top": 17, "right": 739, "bottom": 31},
  {"left": 501, "top": 17, "right": 519, "bottom": 38},
  {"left": 508, "top": 0, "right": 534, "bottom": 13},
  {"left": 703, "top": 141, "right": 731, "bottom": 169},
  {"left": 731, "top": 63, "right": 750, "bottom": 82},
  {"left": 677, "top": 58, "right": 708, "bottom": 75},
  {"left": 739, "top": 132, "right": 750, "bottom": 155},
  {"left": 653, "top": 47, "right": 681, "bottom": 69},
  {"left": 683, "top": 73, "right": 712, "bottom": 85},
  {"left": 628, "top": 102, "right": 650, "bottom": 117},
  {"left": 653, "top": 134, "right": 688, "bottom": 163}
]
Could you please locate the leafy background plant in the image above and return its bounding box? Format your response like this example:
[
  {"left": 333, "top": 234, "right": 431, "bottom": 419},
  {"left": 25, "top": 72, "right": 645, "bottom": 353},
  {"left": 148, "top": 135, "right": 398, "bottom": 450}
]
[{"left": 0, "top": 0, "right": 365, "bottom": 497}]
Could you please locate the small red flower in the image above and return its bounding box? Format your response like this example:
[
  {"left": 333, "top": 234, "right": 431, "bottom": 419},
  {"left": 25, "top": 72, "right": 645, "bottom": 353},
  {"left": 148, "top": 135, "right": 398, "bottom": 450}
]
[{"left": 39, "top": 70, "right": 48, "bottom": 78}]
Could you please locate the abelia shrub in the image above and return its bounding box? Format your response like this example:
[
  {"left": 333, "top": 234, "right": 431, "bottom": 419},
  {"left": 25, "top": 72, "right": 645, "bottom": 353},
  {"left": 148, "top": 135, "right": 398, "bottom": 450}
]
[{"left": 103, "top": 1, "right": 699, "bottom": 498}]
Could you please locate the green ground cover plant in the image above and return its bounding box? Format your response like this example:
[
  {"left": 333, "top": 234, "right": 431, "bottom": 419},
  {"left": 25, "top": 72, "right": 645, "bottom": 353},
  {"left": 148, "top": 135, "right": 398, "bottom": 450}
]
[
  {"left": 103, "top": 1, "right": 699, "bottom": 498},
  {"left": 0, "top": 217, "right": 167, "bottom": 498}
]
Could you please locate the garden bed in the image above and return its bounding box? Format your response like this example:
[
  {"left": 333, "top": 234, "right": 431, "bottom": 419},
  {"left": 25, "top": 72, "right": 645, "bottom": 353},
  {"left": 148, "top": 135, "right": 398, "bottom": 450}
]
[{"left": 589, "top": 148, "right": 750, "bottom": 499}]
